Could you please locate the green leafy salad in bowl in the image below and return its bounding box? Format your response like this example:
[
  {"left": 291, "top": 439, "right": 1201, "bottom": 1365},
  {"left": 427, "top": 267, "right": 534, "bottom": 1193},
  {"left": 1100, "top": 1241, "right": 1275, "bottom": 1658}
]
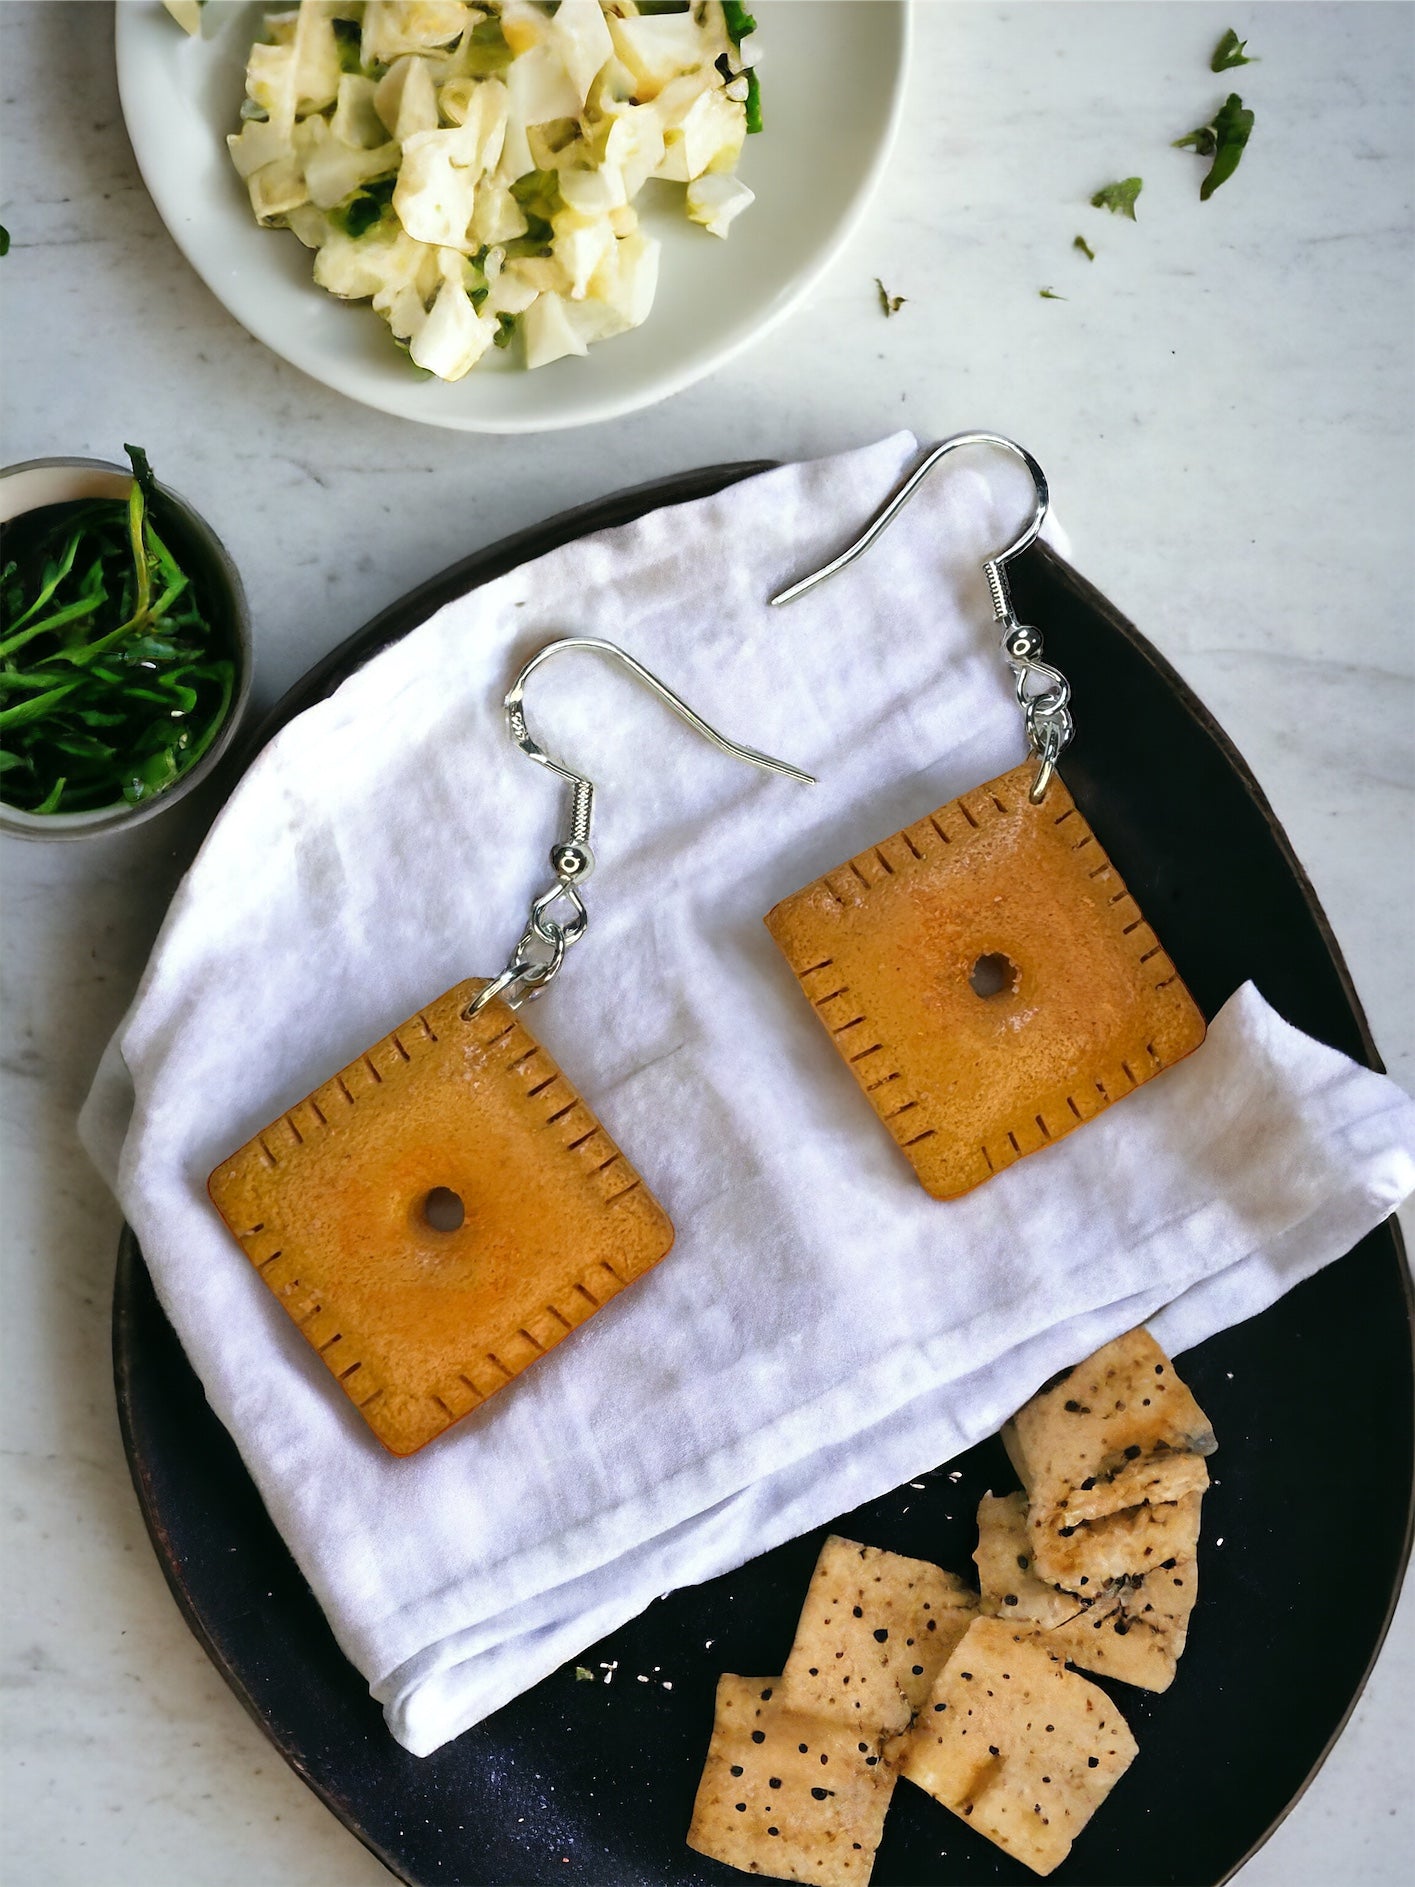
[
  {"left": 0, "top": 450, "right": 250, "bottom": 836},
  {"left": 224, "top": 0, "right": 763, "bottom": 380}
]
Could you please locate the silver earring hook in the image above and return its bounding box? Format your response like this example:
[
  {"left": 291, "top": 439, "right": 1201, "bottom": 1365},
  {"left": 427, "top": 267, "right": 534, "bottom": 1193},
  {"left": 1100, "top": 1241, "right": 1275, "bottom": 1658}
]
[
  {"left": 468, "top": 637, "right": 814, "bottom": 1018},
  {"left": 506, "top": 636, "right": 815, "bottom": 868},
  {"left": 769, "top": 433, "right": 1070, "bottom": 802}
]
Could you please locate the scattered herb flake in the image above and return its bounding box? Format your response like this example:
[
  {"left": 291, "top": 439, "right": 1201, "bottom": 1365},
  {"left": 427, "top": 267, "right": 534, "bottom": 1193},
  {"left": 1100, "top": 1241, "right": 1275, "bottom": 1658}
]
[
  {"left": 875, "top": 277, "right": 907, "bottom": 317},
  {"left": 1211, "top": 28, "right": 1256, "bottom": 71},
  {"left": 1090, "top": 178, "right": 1143, "bottom": 220},
  {"left": 1173, "top": 125, "right": 1217, "bottom": 157},
  {"left": 1073, "top": 234, "right": 1095, "bottom": 261},
  {"left": 0, "top": 226, "right": 9, "bottom": 257},
  {"left": 494, "top": 312, "right": 518, "bottom": 350},
  {"left": 1176, "top": 93, "right": 1255, "bottom": 199},
  {"left": 1039, "top": 287, "right": 1067, "bottom": 300},
  {"left": 574, "top": 1666, "right": 595, "bottom": 1682},
  {"left": 334, "top": 175, "right": 395, "bottom": 239}
]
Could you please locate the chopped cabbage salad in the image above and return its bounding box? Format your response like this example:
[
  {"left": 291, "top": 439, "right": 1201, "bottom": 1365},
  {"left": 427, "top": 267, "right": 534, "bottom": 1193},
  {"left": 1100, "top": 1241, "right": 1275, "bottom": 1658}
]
[{"left": 225, "top": 1, "right": 763, "bottom": 378}]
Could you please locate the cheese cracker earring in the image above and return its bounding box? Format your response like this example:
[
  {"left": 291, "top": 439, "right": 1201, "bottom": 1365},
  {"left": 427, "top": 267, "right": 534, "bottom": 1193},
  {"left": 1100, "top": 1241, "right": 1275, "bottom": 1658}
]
[
  {"left": 763, "top": 435, "right": 1206, "bottom": 1200},
  {"left": 209, "top": 637, "right": 813, "bottom": 1454}
]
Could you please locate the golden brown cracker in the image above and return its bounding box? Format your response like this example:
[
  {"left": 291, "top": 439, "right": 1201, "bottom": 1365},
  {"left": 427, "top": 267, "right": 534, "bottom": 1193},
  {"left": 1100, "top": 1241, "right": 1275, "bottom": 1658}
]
[
  {"left": 1005, "top": 1328, "right": 1215, "bottom": 1529},
  {"left": 765, "top": 762, "right": 1205, "bottom": 1198},
  {"left": 896, "top": 1616, "right": 1138, "bottom": 1877},
  {"left": 687, "top": 1675, "right": 893, "bottom": 1887},
  {"left": 780, "top": 1536, "right": 979, "bottom": 1738},
  {"left": 976, "top": 1491, "right": 1199, "bottom": 1694},
  {"left": 207, "top": 981, "right": 673, "bottom": 1455}
]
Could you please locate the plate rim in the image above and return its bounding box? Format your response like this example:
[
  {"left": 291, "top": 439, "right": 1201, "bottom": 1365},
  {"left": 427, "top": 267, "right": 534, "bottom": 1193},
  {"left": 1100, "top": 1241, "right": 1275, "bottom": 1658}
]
[
  {"left": 113, "top": 0, "right": 913, "bottom": 434},
  {"left": 110, "top": 462, "right": 1415, "bottom": 1887}
]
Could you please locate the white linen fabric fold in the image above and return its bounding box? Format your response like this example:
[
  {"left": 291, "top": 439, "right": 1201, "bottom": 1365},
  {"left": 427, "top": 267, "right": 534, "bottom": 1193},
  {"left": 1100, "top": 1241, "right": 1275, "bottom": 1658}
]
[{"left": 81, "top": 434, "right": 1415, "bottom": 1756}]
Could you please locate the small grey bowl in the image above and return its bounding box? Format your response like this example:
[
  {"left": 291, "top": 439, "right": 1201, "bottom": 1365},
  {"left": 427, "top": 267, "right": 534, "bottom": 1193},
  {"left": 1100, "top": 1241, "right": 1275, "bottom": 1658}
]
[{"left": 0, "top": 456, "right": 252, "bottom": 841}]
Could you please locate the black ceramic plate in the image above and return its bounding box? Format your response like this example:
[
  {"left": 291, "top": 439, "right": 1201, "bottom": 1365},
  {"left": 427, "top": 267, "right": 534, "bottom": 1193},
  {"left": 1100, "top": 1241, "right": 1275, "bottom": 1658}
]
[{"left": 114, "top": 465, "right": 1413, "bottom": 1887}]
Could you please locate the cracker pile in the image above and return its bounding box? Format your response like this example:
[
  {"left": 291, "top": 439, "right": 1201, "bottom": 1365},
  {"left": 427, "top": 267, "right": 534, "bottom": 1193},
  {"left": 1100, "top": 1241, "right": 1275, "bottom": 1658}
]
[
  {"left": 1003, "top": 1326, "right": 1215, "bottom": 1591},
  {"left": 688, "top": 1328, "right": 1216, "bottom": 1881},
  {"left": 688, "top": 1539, "right": 978, "bottom": 1886}
]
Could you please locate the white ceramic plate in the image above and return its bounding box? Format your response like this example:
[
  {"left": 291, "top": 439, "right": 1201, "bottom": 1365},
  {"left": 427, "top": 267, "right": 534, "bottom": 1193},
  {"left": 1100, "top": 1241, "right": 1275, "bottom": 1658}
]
[{"left": 115, "top": 1, "right": 910, "bottom": 433}]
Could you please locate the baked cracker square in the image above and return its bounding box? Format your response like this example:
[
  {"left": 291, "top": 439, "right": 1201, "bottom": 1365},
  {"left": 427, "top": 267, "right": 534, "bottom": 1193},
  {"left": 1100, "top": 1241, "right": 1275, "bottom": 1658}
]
[
  {"left": 1003, "top": 1327, "right": 1216, "bottom": 1529},
  {"left": 780, "top": 1535, "right": 978, "bottom": 1739},
  {"left": 896, "top": 1616, "right": 1138, "bottom": 1877},
  {"left": 765, "top": 760, "right": 1206, "bottom": 1198},
  {"left": 207, "top": 980, "right": 673, "bottom": 1455},
  {"left": 687, "top": 1674, "right": 893, "bottom": 1887}
]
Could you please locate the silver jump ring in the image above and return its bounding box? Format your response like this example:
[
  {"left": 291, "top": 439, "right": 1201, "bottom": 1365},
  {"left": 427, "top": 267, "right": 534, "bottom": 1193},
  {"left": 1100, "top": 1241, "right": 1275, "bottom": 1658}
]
[
  {"left": 463, "top": 927, "right": 566, "bottom": 1018},
  {"left": 464, "top": 966, "right": 526, "bottom": 1017},
  {"left": 529, "top": 879, "right": 588, "bottom": 947}
]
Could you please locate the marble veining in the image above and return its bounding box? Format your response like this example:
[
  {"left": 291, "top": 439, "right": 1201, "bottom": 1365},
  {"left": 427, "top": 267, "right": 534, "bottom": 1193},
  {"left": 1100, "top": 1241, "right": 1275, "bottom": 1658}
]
[{"left": 1, "top": 3, "right": 1410, "bottom": 1883}]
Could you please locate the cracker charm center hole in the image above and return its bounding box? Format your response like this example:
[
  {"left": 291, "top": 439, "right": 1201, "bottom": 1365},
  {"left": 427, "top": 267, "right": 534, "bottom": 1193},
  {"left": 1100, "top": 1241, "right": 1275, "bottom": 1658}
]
[
  {"left": 970, "top": 952, "right": 1019, "bottom": 1000},
  {"left": 422, "top": 1186, "right": 466, "bottom": 1233}
]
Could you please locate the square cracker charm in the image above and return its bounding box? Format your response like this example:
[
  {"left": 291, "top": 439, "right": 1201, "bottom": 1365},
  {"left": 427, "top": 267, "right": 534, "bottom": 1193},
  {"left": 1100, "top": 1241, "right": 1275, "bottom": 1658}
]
[
  {"left": 765, "top": 760, "right": 1205, "bottom": 1199},
  {"left": 208, "top": 981, "right": 674, "bottom": 1455}
]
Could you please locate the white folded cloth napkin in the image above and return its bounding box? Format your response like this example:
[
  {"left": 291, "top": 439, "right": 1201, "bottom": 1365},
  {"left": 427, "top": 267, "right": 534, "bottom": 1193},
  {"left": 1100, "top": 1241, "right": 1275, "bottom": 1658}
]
[{"left": 81, "top": 433, "right": 1415, "bottom": 1756}]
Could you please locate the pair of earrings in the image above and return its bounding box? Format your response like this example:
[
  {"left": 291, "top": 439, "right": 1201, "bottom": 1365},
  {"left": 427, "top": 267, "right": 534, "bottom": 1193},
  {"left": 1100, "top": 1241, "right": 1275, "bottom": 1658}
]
[{"left": 209, "top": 437, "right": 1204, "bottom": 1454}]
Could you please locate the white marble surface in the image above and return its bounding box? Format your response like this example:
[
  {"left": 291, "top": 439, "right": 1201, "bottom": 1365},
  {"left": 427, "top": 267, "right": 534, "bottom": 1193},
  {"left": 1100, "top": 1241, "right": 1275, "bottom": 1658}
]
[{"left": 1, "top": 2, "right": 1411, "bottom": 1882}]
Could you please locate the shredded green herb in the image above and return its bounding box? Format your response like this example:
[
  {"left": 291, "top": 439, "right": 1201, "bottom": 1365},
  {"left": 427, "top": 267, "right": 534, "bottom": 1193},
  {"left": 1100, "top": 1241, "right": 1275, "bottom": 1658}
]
[
  {"left": 574, "top": 1665, "right": 596, "bottom": 1682},
  {"left": 494, "top": 313, "right": 519, "bottom": 350},
  {"left": 0, "top": 226, "right": 9, "bottom": 257},
  {"left": 722, "top": 2, "right": 758, "bottom": 44},
  {"left": 1073, "top": 234, "right": 1095, "bottom": 260},
  {"left": 1089, "top": 178, "right": 1143, "bottom": 220},
  {"left": 1038, "top": 287, "right": 1067, "bottom": 300},
  {"left": 0, "top": 447, "right": 237, "bottom": 813},
  {"left": 510, "top": 168, "right": 562, "bottom": 221},
  {"left": 1211, "top": 29, "right": 1256, "bottom": 72},
  {"left": 501, "top": 170, "right": 561, "bottom": 259},
  {"left": 1175, "top": 93, "right": 1254, "bottom": 198},
  {"left": 1173, "top": 126, "right": 1216, "bottom": 157},
  {"left": 463, "top": 16, "right": 513, "bottom": 74},
  {"left": 744, "top": 65, "right": 762, "bottom": 134},
  {"left": 332, "top": 175, "right": 396, "bottom": 240},
  {"left": 332, "top": 16, "right": 363, "bottom": 73}
]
